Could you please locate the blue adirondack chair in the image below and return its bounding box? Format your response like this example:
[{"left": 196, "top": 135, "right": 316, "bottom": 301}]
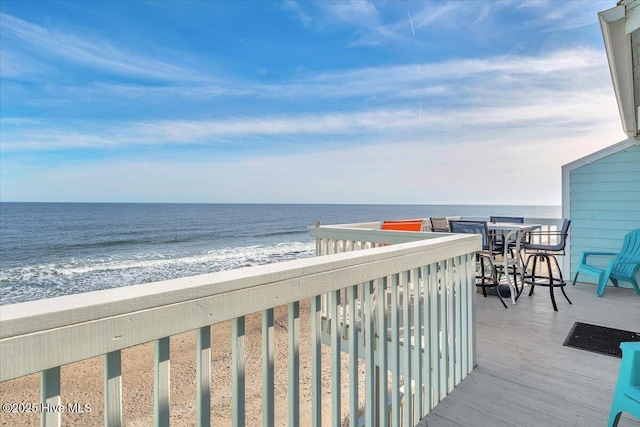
[
  {"left": 572, "top": 229, "right": 640, "bottom": 297},
  {"left": 608, "top": 342, "right": 640, "bottom": 427}
]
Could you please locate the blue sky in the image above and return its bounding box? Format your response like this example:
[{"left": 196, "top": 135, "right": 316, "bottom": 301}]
[{"left": 0, "top": 0, "right": 626, "bottom": 204}]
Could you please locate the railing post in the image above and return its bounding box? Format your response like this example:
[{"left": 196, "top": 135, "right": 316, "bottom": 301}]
[
  {"left": 197, "top": 326, "right": 211, "bottom": 427},
  {"left": 41, "top": 366, "right": 61, "bottom": 427},
  {"left": 311, "top": 295, "right": 322, "bottom": 427},
  {"left": 288, "top": 302, "right": 300, "bottom": 427},
  {"left": 232, "top": 317, "right": 246, "bottom": 427},
  {"left": 330, "top": 290, "right": 341, "bottom": 427},
  {"left": 154, "top": 337, "right": 170, "bottom": 427},
  {"left": 262, "top": 310, "right": 275, "bottom": 427},
  {"left": 105, "top": 350, "right": 123, "bottom": 427}
]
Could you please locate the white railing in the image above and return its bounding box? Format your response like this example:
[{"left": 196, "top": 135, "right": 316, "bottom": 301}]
[
  {"left": 311, "top": 216, "right": 566, "bottom": 286},
  {"left": 309, "top": 224, "right": 478, "bottom": 426},
  {"left": 0, "top": 230, "right": 480, "bottom": 427}
]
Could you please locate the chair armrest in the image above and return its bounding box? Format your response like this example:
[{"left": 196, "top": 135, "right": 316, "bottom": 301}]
[
  {"left": 581, "top": 251, "right": 618, "bottom": 256},
  {"left": 578, "top": 251, "right": 618, "bottom": 265},
  {"left": 525, "top": 230, "right": 561, "bottom": 237}
]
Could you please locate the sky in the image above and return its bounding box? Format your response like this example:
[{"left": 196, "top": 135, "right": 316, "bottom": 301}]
[{"left": 0, "top": 0, "right": 627, "bottom": 205}]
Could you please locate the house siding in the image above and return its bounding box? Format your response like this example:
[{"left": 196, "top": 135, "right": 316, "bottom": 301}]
[{"left": 568, "top": 144, "right": 640, "bottom": 288}]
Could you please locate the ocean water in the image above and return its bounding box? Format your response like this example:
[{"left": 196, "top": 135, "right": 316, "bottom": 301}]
[{"left": 0, "top": 203, "right": 561, "bottom": 305}]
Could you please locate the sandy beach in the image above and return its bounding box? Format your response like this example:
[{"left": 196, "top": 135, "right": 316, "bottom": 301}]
[{"left": 0, "top": 299, "right": 366, "bottom": 426}]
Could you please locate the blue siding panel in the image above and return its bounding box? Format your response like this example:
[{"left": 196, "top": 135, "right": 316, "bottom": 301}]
[{"left": 569, "top": 144, "right": 640, "bottom": 288}]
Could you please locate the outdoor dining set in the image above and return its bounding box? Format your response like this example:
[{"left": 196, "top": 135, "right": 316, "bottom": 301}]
[
  {"left": 384, "top": 217, "right": 640, "bottom": 312},
  {"left": 433, "top": 216, "right": 572, "bottom": 311}
]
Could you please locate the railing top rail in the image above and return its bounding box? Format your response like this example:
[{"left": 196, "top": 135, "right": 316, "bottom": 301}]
[
  {"left": 1, "top": 233, "right": 479, "bottom": 381},
  {"left": 314, "top": 217, "right": 563, "bottom": 231},
  {"left": 309, "top": 225, "right": 450, "bottom": 244}
]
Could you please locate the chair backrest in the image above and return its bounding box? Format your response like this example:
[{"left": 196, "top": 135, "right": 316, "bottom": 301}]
[
  {"left": 429, "top": 217, "right": 450, "bottom": 232},
  {"left": 490, "top": 216, "right": 524, "bottom": 224},
  {"left": 449, "top": 220, "right": 491, "bottom": 251},
  {"left": 381, "top": 219, "right": 424, "bottom": 232},
  {"left": 619, "top": 229, "right": 640, "bottom": 260},
  {"left": 615, "top": 229, "right": 640, "bottom": 276},
  {"left": 550, "top": 218, "right": 571, "bottom": 252}
]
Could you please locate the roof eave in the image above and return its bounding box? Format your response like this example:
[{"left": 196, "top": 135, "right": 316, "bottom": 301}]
[{"left": 599, "top": 1, "right": 638, "bottom": 138}]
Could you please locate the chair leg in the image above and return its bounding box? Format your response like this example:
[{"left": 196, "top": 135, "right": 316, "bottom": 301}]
[
  {"left": 478, "top": 255, "right": 488, "bottom": 297},
  {"left": 596, "top": 275, "right": 608, "bottom": 297},
  {"left": 527, "top": 255, "right": 538, "bottom": 296},
  {"left": 552, "top": 256, "right": 571, "bottom": 305},
  {"left": 543, "top": 255, "right": 558, "bottom": 312},
  {"left": 495, "top": 286, "right": 508, "bottom": 309},
  {"left": 524, "top": 254, "right": 570, "bottom": 311},
  {"left": 572, "top": 271, "right": 579, "bottom": 286},
  {"left": 608, "top": 410, "right": 622, "bottom": 427}
]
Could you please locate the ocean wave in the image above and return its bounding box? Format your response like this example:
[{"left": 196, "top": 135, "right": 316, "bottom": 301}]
[{"left": 0, "top": 241, "right": 316, "bottom": 305}]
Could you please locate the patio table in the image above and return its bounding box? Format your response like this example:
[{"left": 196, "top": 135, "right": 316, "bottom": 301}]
[{"left": 487, "top": 222, "right": 541, "bottom": 304}]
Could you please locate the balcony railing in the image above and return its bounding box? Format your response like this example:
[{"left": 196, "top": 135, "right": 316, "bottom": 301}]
[{"left": 0, "top": 228, "right": 480, "bottom": 427}]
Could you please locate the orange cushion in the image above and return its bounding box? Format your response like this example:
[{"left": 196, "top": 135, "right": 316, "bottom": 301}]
[{"left": 381, "top": 220, "right": 424, "bottom": 232}]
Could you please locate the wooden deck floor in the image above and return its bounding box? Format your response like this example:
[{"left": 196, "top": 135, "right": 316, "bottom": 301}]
[{"left": 418, "top": 282, "right": 640, "bottom": 427}]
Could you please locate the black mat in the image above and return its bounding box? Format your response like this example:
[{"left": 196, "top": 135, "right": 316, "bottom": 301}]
[{"left": 563, "top": 322, "right": 640, "bottom": 358}]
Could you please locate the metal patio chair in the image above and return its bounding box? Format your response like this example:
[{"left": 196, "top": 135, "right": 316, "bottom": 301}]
[
  {"left": 450, "top": 220, "right": 507, "bottom": 308},
  {"left": 521, "top": 218, "right": 572, "bottom": 311},
  {"left": 429, "top": 217, "right": 450, "bottom": 232},
  {"left": 489, "top": 216, "right": 525, "bottom": 252}
]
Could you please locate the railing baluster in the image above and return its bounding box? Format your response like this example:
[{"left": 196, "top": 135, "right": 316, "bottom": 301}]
[
  {"left": 232, "top": 317, "right": 245, "bottom": 427},
  {"left": 447, "top": 259, "right": 455, "bottom": 394},
  {"left": 364, "top": 280, "right": 375, "bottom": 427},
  {"left": 348, "top": 285, "right": 359, "bottom": 427},
  {"left": 413, "top": 267, "right": 423, "bottom": 420},
  {"left": 330, "top": 290, "right": 341, "bottom": 427},
  {"left": 468, "top": 253, "right": 478, "bottom": 371},
  {"left": 41, "top": 366, "right": 61, "bottom": 427},
  {"left": 425, "top": 263, "right": 439, "bottom": 411},
  {"left": 262, "top": 310, "right": 274, "bottom": 427},
  {"left": 197, "top": 326, "right": 211, "bottom": 427},
  {"left": 105, "top": 350, "right": 123, "bottom": 427},
  {"left": 459, "top": 256, "right": 468, "bottom": 382},
  {"left": 402, "top": 270, "right": 412, "bottom": 427},
  {"left": 454, "top": 256, "right": 463, "bottom": 386},
  {"left": 377, "top": 276, "right": 388, "bottom": 427},
  {"left": 288, "top": 302, "right": 300, "bottom": 427},
  {"left": 439, "top": 260, "right": 448, "bottom": 401},
  {"left": 422, "top": 264, "right": 433, "bottom": 413},
  {"left": 311, "top": 295, "right": 322, "bottom": 427},
  {"left": 390, "top": 273, "right": 400, "bottom": 427},
  {"left": 154, "top": 337, "right": 170, "bottom": 427},
  {"left": 433, "top": 261, "right": 443, "bottom": 404}
]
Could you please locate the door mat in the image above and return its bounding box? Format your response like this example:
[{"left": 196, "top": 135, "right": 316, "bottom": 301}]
[{"left": 563, "top": 322, "right": 640, "bottom": 358}]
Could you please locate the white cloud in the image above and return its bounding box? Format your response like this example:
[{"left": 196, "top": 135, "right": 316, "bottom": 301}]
[
  {"left": 0, "top": 45, "right": 620, "bottom": 153},
  {"left": 1, "top": 119, "right": 624, "bottom": 205},
  {"left": 0, "top": 13, "right": 206, "bottom": 82},
  {"left": 321, "top": 1, "right": 380, "bottom": 27}
]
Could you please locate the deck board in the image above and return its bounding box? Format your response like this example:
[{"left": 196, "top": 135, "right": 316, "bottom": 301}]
[{"left": 418, "top": 282, "right": 640, "bottom": 427}]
